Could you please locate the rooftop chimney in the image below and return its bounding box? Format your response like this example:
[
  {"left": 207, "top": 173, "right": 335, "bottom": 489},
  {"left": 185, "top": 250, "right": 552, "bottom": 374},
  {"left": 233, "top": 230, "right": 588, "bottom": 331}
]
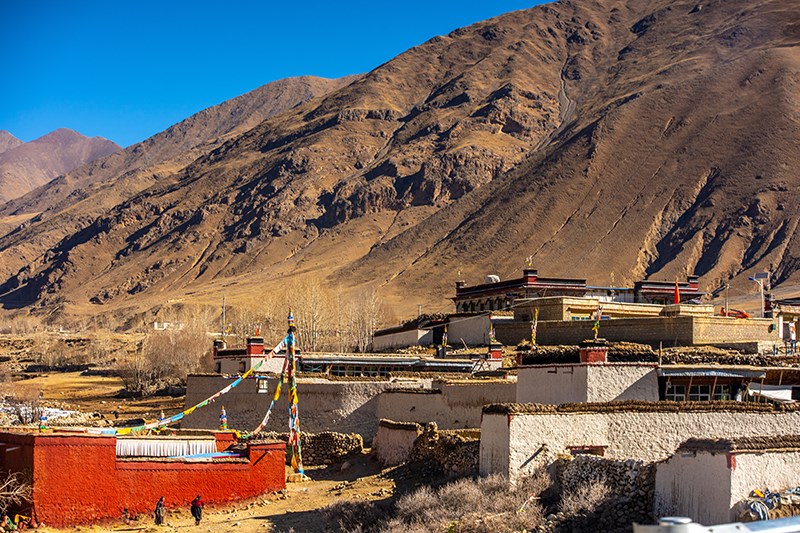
[
  {"left": 246, "top": 337, "right": 265, "bottom": 356},
  {"left": 579, "top": 340, "right": 608, "bottom": 363},
  {"left": 523, "top": 268, "right": 538, "bottom": 281},
  {"left": 213, "top": 339, "right": 226, "bottom": 358}
]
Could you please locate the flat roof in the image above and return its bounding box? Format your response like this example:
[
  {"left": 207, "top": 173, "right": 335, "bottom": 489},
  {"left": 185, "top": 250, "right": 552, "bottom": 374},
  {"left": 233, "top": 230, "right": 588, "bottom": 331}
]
[
  {"left": 677, "top": 435, "right": 800, "bottom": 453},
  {"left": 658, "top": 365, "right": 767, "bottom": 379},
  {"left": 482, "top": 400, "right": 794, "bottom": 415}
]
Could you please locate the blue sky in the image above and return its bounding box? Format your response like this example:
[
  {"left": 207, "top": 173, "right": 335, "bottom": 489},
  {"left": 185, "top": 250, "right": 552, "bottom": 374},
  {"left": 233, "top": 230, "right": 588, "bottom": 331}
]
[{"left": 2, "top": 1, "right": 542, "bottom": 148}]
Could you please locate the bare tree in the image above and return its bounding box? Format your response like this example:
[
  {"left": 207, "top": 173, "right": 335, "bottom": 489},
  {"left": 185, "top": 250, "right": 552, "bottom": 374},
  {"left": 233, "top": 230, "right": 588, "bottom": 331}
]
[
  {"left": 0, "top": 472, "right": 32, "bottom": 514},
  {"left": 346, "top": 288, "right": 383, "bottom": 352},
  {"left": 119, "top": 306, "right": 213, "bottom": 395}
]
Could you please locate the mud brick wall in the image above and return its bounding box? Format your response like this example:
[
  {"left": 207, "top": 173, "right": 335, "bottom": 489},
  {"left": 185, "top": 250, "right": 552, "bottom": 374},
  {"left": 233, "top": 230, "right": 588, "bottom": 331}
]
[
  {"left": 372, "top": 419, "right": 422, "bottom": 466},
  {"left": 481, "top": 403, "right": 800, "bottom": 481},
  {"left": 184, "top": 376, "right": 393, "bottom": 441},
  {"left": 409, "top": 422, "right": 480, "bottom": 477},
  {"left": 376, "top": 380, "right": 516, "bottom": 429}
]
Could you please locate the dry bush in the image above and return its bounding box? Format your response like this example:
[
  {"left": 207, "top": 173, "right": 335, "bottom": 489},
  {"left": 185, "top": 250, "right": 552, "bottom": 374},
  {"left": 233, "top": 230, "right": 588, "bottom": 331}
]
[
  {"left": 322, "top": 500, "right": 386, "bottom": 533},
  {"left": 223, "top": 280, "right": 391, "bottom": 353},
  {"left": 324, "top": 473, "right": 548, "bottom": 533},
  {"left": 4, "top": 388, "right": 43, "bottom": 425},
  {"left": 559, "top": 479, "right": 612, "bottom": 517},
  {"left": 0, "top": 315, "right": 44, "bottom": 335}
]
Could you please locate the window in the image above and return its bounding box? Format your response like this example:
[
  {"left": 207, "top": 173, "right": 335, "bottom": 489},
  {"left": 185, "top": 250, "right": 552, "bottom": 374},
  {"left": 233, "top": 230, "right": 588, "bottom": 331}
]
[
  {"left": 713, "top": 385, "right": 731, "bottom": 400},
  {"left": 688, "top": 384, "right": 711, "bottom": 401},
  {"left": 215, "top": 362, "right": 222, "bottom": 373},
  {"left": 257, "top": 379, "right": 269, "bottom": 394},
  {"left": 568, "top": 445, "right": 606, "bottom": 457},
  {"left": 239, "top": 361, "right": 246, "bottom": 373},
  {"left": 665, "top": 384, "right": 686, "bottom": 401}
]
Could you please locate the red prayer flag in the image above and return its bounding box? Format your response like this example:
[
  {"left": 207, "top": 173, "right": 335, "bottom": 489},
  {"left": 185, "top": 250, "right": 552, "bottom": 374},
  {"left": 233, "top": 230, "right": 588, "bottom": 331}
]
[{"left": 674, "top": 282, "right": 680, "bottom": 304}]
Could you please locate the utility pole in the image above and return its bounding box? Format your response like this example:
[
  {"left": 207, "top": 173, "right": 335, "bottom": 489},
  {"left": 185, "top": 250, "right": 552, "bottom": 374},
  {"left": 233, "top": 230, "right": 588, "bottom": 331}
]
[
  {"left": 221, "top": 295, "right": 226, "bottom": 337},
  {"left": 725, "top": 283, "right": 729, "bottom": 317},
  {"left": 749, "top": 276, "right": 765, "bottom": 318}
]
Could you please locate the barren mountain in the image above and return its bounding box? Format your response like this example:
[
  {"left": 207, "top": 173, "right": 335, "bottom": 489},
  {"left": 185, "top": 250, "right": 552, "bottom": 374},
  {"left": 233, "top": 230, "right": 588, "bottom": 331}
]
[
  {"left": 0, "top": 75, "right": 356, "bottom": 281},
  {"left": 1, "top": 0, "right": 799, "bottom": 325},
  {"left": 0, "top": 129, "right": 119, "bottom": 203},
  {"left": 0, "top": 132, "right": 22, "bottom": 155}
]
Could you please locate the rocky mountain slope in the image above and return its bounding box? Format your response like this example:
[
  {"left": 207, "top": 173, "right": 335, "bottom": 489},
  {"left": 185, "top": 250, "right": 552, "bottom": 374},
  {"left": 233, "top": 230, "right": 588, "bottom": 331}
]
[
  {"left": 1, "top": 0, "right": 798, "bottom": 325},
  {"left": 0, "top": 129, "right": 119, "bottom": 203},
  {"left": 0, "top": 75, "right": 356, "bottom": 282}
]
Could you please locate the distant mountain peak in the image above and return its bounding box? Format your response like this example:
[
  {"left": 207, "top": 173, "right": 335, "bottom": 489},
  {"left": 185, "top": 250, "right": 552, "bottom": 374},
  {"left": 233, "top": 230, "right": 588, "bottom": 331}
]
[
  {"left": 0, "top": 129, "right": 121, "bottom": 203},
  {"left": 36, "top": 128, "right": 86, "bottom": 143},
  {"left": 0, "top": 131, "right": 22, "bottom": 155}
]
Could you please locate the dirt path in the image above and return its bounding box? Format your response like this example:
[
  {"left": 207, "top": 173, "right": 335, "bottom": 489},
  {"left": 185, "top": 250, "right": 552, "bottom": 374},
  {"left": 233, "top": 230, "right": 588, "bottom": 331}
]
[{"left": 37, "top": 453, "right": 400, "bottom": 533}]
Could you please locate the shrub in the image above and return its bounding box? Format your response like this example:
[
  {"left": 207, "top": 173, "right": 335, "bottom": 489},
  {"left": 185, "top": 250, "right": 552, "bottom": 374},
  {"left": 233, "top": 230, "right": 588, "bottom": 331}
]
[
  {"left": 388, "top": 474, "right": 546, "bottom": 532},
  {"left": 559, "top": 479, "right": 612, "bottom": 517},
  {"left": 323, "top": 473, "right": 547, "bottom": 533},
  {"left": 119, "top": 324, "right": 211, "bottom": 395}
]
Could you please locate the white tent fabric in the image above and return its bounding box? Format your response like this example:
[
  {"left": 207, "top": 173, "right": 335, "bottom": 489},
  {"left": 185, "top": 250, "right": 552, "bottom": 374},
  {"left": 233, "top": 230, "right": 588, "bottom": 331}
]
[
  {"left": 116, "top": 437, "right": 217, "bottom": 457},
  {"left": 747, "top": 384, "right": 796, "bottom": 403}
]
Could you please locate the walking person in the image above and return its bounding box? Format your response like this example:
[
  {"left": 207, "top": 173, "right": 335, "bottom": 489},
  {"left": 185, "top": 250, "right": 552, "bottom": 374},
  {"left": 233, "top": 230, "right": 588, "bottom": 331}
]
[
  {"left": 154, "top": 496, "right": 165, "bottom": 526},
  {"left": 190, "top": 495, "right": 204, "bottom": 526}
]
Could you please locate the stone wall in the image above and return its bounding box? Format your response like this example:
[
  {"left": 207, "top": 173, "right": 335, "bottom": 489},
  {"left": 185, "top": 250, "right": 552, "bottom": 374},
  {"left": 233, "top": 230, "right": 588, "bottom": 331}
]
[
  {"left": 495, "top": 316, "right": 776, "bottom": 348},
  {"left": 556, "top": 455, "right": 655, "bottom": 527},
  {"left": 480, "top": 402, "right": 800, "bottom": 481},
  {"left": 516, "top": 363, "right": 658, "bottom": 404},
  {"left": 256, "top": 431, "right": 363, "bottom": 466},
  {"left": 409, "top": 423, "right": 481, "bottom": 477}
]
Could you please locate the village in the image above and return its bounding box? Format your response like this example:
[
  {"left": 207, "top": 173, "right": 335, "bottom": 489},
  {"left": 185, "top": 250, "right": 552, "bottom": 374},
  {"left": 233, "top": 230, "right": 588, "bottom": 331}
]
[{"left": 2, "top": 267, "right": 800, "bottom": 531}]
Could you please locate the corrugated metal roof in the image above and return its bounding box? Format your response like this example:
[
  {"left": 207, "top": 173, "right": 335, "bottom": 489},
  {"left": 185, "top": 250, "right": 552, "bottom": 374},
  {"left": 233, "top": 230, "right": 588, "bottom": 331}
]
[{"left": 658, "top": 367, "right": 766, "bottom": 379}]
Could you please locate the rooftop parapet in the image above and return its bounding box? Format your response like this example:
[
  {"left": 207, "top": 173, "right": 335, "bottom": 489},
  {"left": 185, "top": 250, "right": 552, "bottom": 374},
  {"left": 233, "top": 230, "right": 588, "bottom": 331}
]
[{"left": 482, "top": 400, "right": 800, "bottom": 416}]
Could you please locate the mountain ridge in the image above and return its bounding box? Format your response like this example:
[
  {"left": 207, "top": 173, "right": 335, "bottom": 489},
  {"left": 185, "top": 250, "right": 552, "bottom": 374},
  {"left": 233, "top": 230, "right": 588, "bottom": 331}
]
[
  {"left": 0, "top": 75, "right": 358, "bottom": 283},
  {"left": 1, "top": 0, "right": 799, "bottom": 326},
  {"left": 0, "top": 129, "right": 120, "bottom": 203}
]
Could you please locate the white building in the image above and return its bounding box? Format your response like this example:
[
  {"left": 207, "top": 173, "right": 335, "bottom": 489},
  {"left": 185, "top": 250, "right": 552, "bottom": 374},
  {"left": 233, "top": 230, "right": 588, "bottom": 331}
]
[{"left": 655, "top": 436, "right": 800, "bottom": 524}]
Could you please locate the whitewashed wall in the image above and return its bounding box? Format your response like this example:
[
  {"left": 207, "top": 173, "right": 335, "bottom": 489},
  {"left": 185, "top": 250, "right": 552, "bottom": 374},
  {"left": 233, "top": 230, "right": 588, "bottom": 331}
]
[
  {"left": 481, "top": 409, "right": 800, "bottom": 481},
  {"left": 516, "top": 364, "right": 658, "bottom": 404},
  {"left": 655, "top": 448, "right": 800, "bottom": 524}
]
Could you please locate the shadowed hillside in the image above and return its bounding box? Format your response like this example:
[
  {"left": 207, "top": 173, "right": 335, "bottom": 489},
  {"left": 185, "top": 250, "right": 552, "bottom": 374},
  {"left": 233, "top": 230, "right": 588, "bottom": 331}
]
[
  {"left": 0, "top": 75, "right": 357, "bottom": 281},
  {"left": 1, "top": 0, "right": 798, "bottom": 325}
]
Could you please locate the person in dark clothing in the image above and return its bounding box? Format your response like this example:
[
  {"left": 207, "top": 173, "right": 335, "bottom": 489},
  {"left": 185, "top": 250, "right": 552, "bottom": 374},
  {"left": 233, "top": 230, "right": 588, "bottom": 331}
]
[
  {"left": 190, "top": 495, "right": 204, "bottom": 525},
  {"left": 154, "top": 496, "right": 166, "bottom": 525}
]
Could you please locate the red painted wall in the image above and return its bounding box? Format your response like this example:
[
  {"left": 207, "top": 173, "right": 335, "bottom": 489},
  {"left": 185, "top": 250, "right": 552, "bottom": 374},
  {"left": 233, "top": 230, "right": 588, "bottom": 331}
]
[{"left": 0, "top": 431, "right": 285, "bottom": 527}]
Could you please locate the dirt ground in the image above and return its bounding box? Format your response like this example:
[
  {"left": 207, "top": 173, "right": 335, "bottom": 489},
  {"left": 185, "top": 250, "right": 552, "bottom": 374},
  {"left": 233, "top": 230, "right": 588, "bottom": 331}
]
[
  {"left": 9, "top": 371, "right": 184, "bottom": 422},
  {"left": 34, "top": 453, "right": 405, "bottom": 533}
]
